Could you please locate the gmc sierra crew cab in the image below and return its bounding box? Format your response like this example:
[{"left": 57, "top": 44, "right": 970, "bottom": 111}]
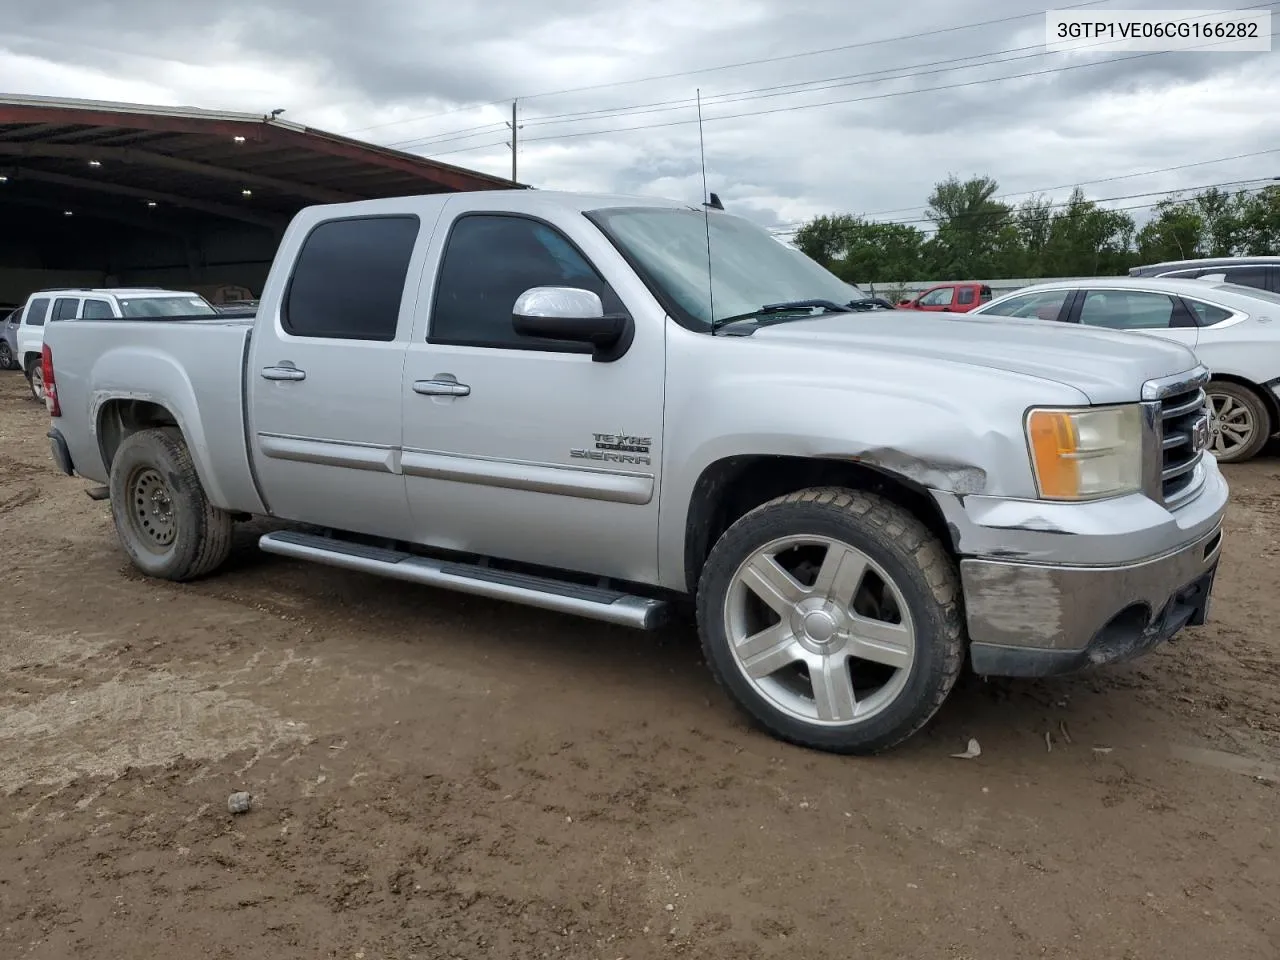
[{"left": 40, "top": 190, "right": 1228, "bottom": 755}]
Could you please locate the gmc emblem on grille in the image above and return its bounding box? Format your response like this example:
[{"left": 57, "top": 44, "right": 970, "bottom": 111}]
[{"left": 1191, "top": 415, "right": 1210, "bottom": 453}]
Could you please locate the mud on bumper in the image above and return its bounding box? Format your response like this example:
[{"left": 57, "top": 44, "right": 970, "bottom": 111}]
[{"left": 962, "top": 523, "right": 1223, "bottom": 678}]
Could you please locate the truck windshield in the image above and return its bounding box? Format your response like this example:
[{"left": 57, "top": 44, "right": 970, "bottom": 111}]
[
  {"left": 587, "top": 207, "right": 859, "bottom": 332},
  {"left": 118, "top": 296, "right": 217, "bottom": 318}
]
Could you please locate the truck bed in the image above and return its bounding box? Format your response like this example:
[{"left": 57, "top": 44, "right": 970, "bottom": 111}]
[{"left": 43, "top": 316, "right": 264, "bottom": 514}]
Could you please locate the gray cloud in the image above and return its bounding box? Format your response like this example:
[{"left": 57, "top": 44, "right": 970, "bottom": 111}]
[{"left": 2, "top": 0, "right": 1276, "bottom": 233}]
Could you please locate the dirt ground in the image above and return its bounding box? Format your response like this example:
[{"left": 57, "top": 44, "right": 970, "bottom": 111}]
[{"left": 0, "top": 371, "right": 1277, "bottom": 960}]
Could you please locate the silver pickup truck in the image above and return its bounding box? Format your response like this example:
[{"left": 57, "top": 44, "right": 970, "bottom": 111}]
[{"left": 40, "top": 190, "right": 1227, "bottom": 754}]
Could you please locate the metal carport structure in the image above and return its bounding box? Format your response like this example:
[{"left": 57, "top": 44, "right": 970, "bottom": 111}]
[{"left": 0, "top": 94, "right": 520, "bottom": 306}]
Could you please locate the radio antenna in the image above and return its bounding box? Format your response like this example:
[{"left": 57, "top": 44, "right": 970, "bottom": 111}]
[{"left": 697, "top": 88, "right": 716, "bottom": 332}]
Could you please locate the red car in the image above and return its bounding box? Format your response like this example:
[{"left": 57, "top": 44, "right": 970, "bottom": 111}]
[{"left": 897, "top": 282, "right": 993, "bottom": 313}]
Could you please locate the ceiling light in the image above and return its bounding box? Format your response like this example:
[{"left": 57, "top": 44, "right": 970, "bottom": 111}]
[
  {"left": 0, "top": 175, "right": 7, "bottom": 183},
  {"left": 146, "top": 201, "right": 157, "bottom": 208},
  {"left": 88, "top": 159, "right": 101, "bottom": 167},
  {"left": 233, "top": 135, "right": 246, "bottom": 143},
  {"left": 63, "top": 210, "right": 73, "bottom": 217},
  {"left": 241, "top": 189, "right": 252, "bottom": 197}
]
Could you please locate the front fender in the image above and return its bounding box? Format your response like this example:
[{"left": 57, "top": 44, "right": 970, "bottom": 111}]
[{"left": 656, "top": 358, "right": 1081, "bottom": 591}]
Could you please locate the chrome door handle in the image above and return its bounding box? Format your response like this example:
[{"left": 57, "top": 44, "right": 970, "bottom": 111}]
[
  {"left": 413, "top": 379, "right": 470, "bottom": 397},
  {"left": 261, "top": 365, "right": 306, "bottom": 381}
]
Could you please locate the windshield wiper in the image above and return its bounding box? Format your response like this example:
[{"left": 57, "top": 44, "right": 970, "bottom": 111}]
[
  {"left": 845, "top": 296, "right": 893, "bottom": 311},
  {"left": 710, "top": 299, "right": 852, "bottom": 333}
]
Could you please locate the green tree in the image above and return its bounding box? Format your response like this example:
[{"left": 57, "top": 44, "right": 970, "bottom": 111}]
[
  {"left": 924, "top": 175, "right": 1014, "bottom": 278},
  {"left": 1136, "top": 197, "right": 1206, "bottom": 262}
]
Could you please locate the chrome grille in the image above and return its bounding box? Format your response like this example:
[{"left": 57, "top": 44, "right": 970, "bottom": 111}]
[{"left": 1159, "top": 385, "right": 1208, "bottom": 506}]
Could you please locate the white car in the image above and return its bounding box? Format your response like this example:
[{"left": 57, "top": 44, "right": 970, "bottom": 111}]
[
  {"left": 15, "top": 288, "right": 217, "bottom": 400},
  {"left": 968, "top": 276, "right": 1280, "bottom": 463}
]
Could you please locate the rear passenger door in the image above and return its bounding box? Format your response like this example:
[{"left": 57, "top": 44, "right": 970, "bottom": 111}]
[
  {"left": 246, "top": 212, "right": 428, "bottom": 540},
  {"left": 1072, "top": 289, "right": 1200, "bottom": 351}
]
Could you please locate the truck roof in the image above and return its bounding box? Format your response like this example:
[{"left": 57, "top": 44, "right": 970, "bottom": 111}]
[
  {"left": 298, "top": 188, "right": 702, "bottom": 221},
  {"left": 27, "top": 287, "right": 204, "bottom": 299}
]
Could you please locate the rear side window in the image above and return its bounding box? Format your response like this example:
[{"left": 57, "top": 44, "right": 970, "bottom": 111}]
[
  {"left": 51, "top": 297, "right": 79, "bottom": 322},
  {"left": 23, "top": 297, "right": 51, "bottom": 327},
  {"left": 1184, "top": 299, "right": 1233, "bottom": 326},
  {"left": 1219, "top": 266, "right": 1270, "bottom": 291},
  {"left": 82, "top": 299, "right": 113, "bottom": 319},
  {"left": 283, "top": 215, "right": 420, "bottom": 341}
]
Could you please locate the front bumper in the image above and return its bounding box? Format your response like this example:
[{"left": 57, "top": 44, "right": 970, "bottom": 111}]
[
  {"left": 936, "top": 455, "right": 1229, "bottom": 678},
  {"left": 964, "top": 524, "right": 1221, "bottom": 677}
]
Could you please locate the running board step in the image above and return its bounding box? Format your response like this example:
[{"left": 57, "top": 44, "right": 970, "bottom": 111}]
[{"left": 257, "top": 530, "right": 668, "bottom": 630}]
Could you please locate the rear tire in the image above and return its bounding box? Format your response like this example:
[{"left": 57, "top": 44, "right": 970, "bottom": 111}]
[
  {"left": 108, "top": 427, "right": 233, "bottom": 581},
  {"left": 1206, "top": 380, "right": 1270, "bottom": 464},
  {"left": 695, "top": 487, "right": 964, "bottom": 755},
  {"left": 26, "top": 361, "right": 43, "bottom": 402},
  {"left": 0, "top": 341, "right": 14, "bottom": 370}
]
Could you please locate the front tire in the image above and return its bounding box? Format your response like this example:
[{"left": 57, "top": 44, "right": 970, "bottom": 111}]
[
  {"left": 108, "top": 427, "right": 233, "bottom": 581},
  {"left": 1207, "top": 380, "right": 1270, "bottom": 463},
  {"left": 696, "top": 487, "right": 964, "bottom": 755}
]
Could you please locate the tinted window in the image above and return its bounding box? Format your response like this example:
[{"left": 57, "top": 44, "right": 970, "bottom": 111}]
[
  {"left": 24, "top": 297, "right": 51, "bottom": 327},
  {"left": 283, "top": 215, "right": 420, "bottom": 341},
  {"left": 52, "top": 297, "right": 79, "bottom": 321},
  {"left": 431, "top": 214, "right": 619, "bottom": 348},
  {"left": 1184, "top": 299, "right": 1233, "bottom": 326},
  {"left": 957, "top": 287, "right": 975, "bottom": 305},
  {"left": 82, "top": 299, "right": 113, "bottom": 319},
  {"left": 1079, "top": 291, "right": 1177, "bottom": 329},
  {"left": 979, "top": 288, "right": 1071, "bottom": 321},
  {"left": 1161, "top": 268, "right": 1202, "bottom": 279},
  {"left": 1219, "top": 266, "right": 1270, "bottom": 291},
  {"left": 918, "top": 286, "right": 954, "bottom": 307}
]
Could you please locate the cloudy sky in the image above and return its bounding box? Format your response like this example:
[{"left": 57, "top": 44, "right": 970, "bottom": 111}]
[{"left": 2, "top": 0, "right": 1278, "bottom": 233}]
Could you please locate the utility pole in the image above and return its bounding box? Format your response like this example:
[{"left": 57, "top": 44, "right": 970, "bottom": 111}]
[{"left": 507, "top": 99, "right": 519, "bottom": 184}]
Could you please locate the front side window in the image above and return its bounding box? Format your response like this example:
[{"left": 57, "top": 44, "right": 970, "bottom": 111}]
[
  {"left": 918, "top": 286, "right": 954, "bottom": 307},
  {"left": 23, "top": 297, "right": 51, "bottom": 327},
  {"left": 977, "top": 289, "right": 1071, "bottom": 321},
  {"left": 587, "top": 207, "right": 857, "bottom": 331},
  {"left": 1078, "top": 290, "right": 1177, "bottom": 329},
  {"left": 81, "top": 299, "right": 114, "bottom": 319},
  {"left": 283, "top": 215, "right": 420, "bottom": 341},
  {"left": 430, "top": 214, "right": 621, "bottom": 349}
]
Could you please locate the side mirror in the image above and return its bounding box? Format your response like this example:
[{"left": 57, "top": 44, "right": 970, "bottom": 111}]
[
  {"left": 898, "top": 298, "right": 912, "bottom": 307},
  {"left": 512, "top": 286, "right": 633, "bottom": 362}
]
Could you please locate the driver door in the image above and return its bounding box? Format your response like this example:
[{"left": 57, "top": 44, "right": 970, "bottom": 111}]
[{"left": 398, "top": 199, "right": 667, "bottom": 583}]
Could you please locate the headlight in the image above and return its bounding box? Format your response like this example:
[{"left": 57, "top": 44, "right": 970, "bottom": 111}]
[{"left": 1025, "top": 405, "right": 1143, "bottom": 501}]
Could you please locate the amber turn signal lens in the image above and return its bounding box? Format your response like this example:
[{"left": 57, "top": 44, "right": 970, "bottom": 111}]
[{"left": 1027, "top": 410, "right": 1080, "bottom": 499}]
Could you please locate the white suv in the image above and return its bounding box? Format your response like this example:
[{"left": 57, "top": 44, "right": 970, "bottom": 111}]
[
  {"left": 968, "top": 276, "right": 1280, "bottom": 463},
  {"left": 16, "top": 288, "right": 217, "bottom": 400}
]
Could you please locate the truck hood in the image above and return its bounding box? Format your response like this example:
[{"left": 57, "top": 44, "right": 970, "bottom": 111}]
[{"left": 748, "top": 310, "right": 1198, "bottom": 404}]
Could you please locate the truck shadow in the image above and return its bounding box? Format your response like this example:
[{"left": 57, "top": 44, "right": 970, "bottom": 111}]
[{"left": 203, "top": 517, "right": 1205, "bottom": 765}]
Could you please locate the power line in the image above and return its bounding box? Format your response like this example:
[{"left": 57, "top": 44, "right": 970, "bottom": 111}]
[
  {"left": 348, "top": 0, "right": 1110, "bottom": 140},
  {"left": 509, "top": 26, "right": 1276, "bottom": 147},
  {"left": 384, "top": 1, "right": 1272, "bottom": 153}
]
